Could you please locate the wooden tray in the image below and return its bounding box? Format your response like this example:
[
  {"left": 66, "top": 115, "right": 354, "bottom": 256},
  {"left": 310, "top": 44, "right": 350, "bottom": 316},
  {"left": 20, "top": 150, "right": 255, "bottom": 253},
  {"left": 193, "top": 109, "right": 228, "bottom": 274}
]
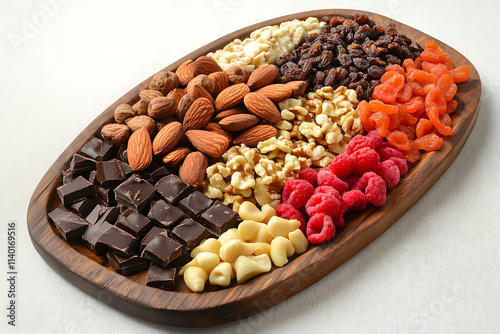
[{"left": 27, "top": 9, "right": 481, "bottom": 328}]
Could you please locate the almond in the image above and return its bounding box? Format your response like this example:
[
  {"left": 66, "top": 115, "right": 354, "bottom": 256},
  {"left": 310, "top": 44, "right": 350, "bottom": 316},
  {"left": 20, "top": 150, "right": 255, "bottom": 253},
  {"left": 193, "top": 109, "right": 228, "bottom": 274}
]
[
  {"left": 256, "top": 84, "right": 292, "bottom": 103},
  {"left": 176, "top": 60, "right": 195, "bottom": 86},
  {"left": 247, "top": 64, "right": 279, "bottom": 90},
  {"left": 204, "top": 122, "right": 233, "bottom": 143},
  {"left": 286, "top": 80, "right": 306, "bottom": 97},
  {"left": 186, "top": 84, "right": 214, "bottom": 104},
  {"left": 193, "top": 56, "right": 222, "bottom": 76},
  {"left": 187, "top": 74, "right": 215, "bottom": 95},
  {"left": 166, "top": 88, "right": 185, "bottom": 105},
  {"left": 147, "top": 96, "right": 177, "bottom": 120},
  {"left": 233, "top": 124, "right": 277, "bottom": 147},
  {"left": 152, "top": 121, "right": 183, "bottom": 155},
  {"left": 243, "top": 92, "right": 281, "bottom": 123},
  {"left": 176, "top": 94, "right": 194, "bottom": 122},
  {"left": 212, "top": 107, "right": 246, "bottom": 122},
  {"left": 114, "top": 104, "right": 135, "bottom": 124},
  {"left": 182, "top": 97, "right": 215, "bottom": 132},
  {"left": 219, "top": 114, "right": 260, "bottom": 132},
  {"left": 179, "top": 152, "right": 208, "bottom": 187},
  {"left": 185, "top": 130, "right": 230, "bottom": 158},
  {"left": 215, "top": 83, "right": 250, "bottom": 111},
  {"left": 125, "top": 115, "right": 156, "bottom": 135},
  {"left": 149, "top": 71, "right": 179, "bottom": 95},
  {"left": 139, "top": 89, "right": 162, "bottom": 102},
  {"left": 127, "top": 127, "right": 153, "bottom": 171},
  {"left": 208, "top": 71, "right": 229, "bottom": 96},
  {"left": 162, "top": 147, "right": 191, "bottom": 167},
  {"left": 101, "top": 123, "right": 130, "bottom": 146}
]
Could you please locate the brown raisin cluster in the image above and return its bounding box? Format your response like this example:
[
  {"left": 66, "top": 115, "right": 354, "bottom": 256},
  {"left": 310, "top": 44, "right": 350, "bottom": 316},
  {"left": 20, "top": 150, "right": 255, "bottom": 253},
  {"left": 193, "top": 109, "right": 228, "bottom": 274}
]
[{"left": 275, "top": 14, "right": 423, "bottom": 101}]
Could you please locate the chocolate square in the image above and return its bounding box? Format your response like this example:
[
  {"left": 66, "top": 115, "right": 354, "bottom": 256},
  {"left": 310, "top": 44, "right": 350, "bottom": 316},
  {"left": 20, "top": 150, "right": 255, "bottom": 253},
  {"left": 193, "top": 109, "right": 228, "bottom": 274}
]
[
  {"left": 178, "top": 191, "right": 213, "bottom": 219},
  {"left": 116, "top": 209, "right": 153, "bottom": 239},
  {"left": 146, "top": 265, "right": 178, "bottom": 291},
  {"left": 81, "top": 219, "right": 113, "bottom": 254},
  {"left": 70, "top": 153, "right": 96, "bottom": 176},
  {"left": 114, "top": 175, "right": 156, "bottom": 212},
  {"left": 57, "top": 176, "right": 96, "bottom": 206},
  {"left": 96, "top": 159, "right": 124, "bottom": 188},
  {"left": 69, "top": 196, "right": 99, "bottom": 217},
  {"left": 141, "top": 232, "right": 182, "bottom": 267},
  {"left": 106, "top": 252, "right": 149, "bottom": 275},
  {"left": 147, "top": 200, "right": 186, "bottom": 229},
  {"left": 79, "top": 137, "right": 114, "bottom": 161},
  {"left": 48, "top": 207, "right": 89, "bottom": 241},
  {"left": 199, "top": 201, "right": 238, "bottom": 236},
  {"left": 171, "top": 218, "right": 211, "bottom": 250},
  {"left": 155, "top": 175, "right": 191, "bottom": 205},
  {"left": 97, "top": 225, "right": 138, "bottom": 258},
  {"left": 140, "top": 226, "right": 166, "bottom": 251}
]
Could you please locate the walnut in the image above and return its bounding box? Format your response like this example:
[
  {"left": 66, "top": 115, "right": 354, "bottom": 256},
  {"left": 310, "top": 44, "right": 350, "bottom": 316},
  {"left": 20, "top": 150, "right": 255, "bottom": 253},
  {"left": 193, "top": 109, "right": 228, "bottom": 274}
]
[{"left": 224, "top": 65, "right": 251, "bottom": 85}]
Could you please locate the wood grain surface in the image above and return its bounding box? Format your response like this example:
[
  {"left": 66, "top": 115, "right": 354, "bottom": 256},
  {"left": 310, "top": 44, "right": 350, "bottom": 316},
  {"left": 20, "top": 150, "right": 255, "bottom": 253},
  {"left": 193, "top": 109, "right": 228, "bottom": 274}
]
[{"left": 27, "top": 9, "right": 481, "bottom": 327}]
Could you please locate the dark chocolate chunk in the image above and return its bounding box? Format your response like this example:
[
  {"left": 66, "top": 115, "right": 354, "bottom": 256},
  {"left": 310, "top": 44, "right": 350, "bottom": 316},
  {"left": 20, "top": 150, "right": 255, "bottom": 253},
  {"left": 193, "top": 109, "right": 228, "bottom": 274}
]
[
  {"left": 116, "top": 209, "right": 153, "bottom": 239},
  {"left": 106, "top": 252, "right": 149, "bottom": 275},
  {"left": 171, "top": 218, "right": 211, "bottom": 250},
  {"left": 69, "top": 196, "right": 99, "bottom": 217},
  {"left": 146, "top": 265, "right": 178, "bottom": 291},
  {"left": 114, "top": 175, "right": 156, "bottom": 212},
  {"left": 97, "top": 225, "right": 138, "bottom": 258},
  {"left": 48, "top": 207, "right": 89, "bottom": 241},
  {"left": 140, "top": 226, "right": 166, "bottom": 251},
  {"left": 81, "top": 219, "right": 113, "bottom": 254},
  {"left": 199, "top": 201, "right": 238, "bottom": 236},
  {"left": 167, "top": 247, "right": 191, "bottom": 268},
  {"left": 79, "top": 137, "right": 114, "bottom": 161},
  {"left": 62, "top": 169, "right": 74, "bottom": 184},
  {"left": 57, "top": 176, "right": 96, "bottom": 206},
  {"left": 141, "top": 232, "right": 182, "bottom": 267},
  {"left": 178, "top": 191, "right": 212, "bottom": 219},
  {"left": 147, "top": 200, "right": 186, "bottom": 229},
  {"left": 156, "top": 175, "right": 191, "bottom": 205},
  {"left": 96, "top": 185, "right": 116, "bottom": 206},
  {"left": 70, "top": 154, "right": 96, "bottom": 176},
  {"left": 149, "top": 166, "right": 170, "bottom": 184},
  {"left": 120, "top": 162, "right": 134, "bottom": 178},
  {"left": 96, "top": 160, "right": 124, "bottom": 187}
]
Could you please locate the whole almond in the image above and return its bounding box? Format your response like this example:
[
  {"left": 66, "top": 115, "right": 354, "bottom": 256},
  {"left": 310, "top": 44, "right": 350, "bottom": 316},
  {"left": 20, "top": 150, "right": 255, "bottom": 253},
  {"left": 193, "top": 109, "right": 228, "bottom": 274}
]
[
  {"left": 208, "top": 71, "right": 229, "bottom": 96},
  {"left": 162, "top": 147, "right": 191, "bottom": 167},
  {"left": 132, "top": 99, "right": 148, "bottom": 116},
  {"left": 215, "top": 83, "right": 250, "bottom": 111},
  {"left": 243, "top": 92, "right": 281, "bottom": 123},
  {"left": 247, "top": 64, "right": 279, "bottom": 90},
  {"left": 193, "top": 56, "right": 222, "bottom": 76},
  {"left": 114, "top": 104, "right": 135, "bottom": 124},
  {"left": 152, "top": 121, "right": 183, "bottom": 155},
  {"left": 166, "top": 88, "right": 185, "bottom": 105},
  {"left": 186, "top": 84, "right": 214, "bottom": 104},
  {"left": 185, "top": 130, "right": 229, "bottom": 158},
  {"left": 225, "top": 65, "right": 251, "bottom": 85},
  {"left": 156, "top": 116, "right": 178, "bottom": 132},
  {"left": 204, "top": 122, "right": 232, "bottom": 143},
  {"left": 182, "top": 97, "right": 215, "bottom": 132},
  {"left": 256, "top": 84, "right": 293, "bottom": 103},
  {"left": 127, "top": 127, "right": 153, "bottom": 171},
  {"left": 149, "top": 71, "right": 179, "bottom": 95},
  {"left": 286, "top": 80, "right": 306, "bottom": 97},
  {"left": 179, "top": 152, "right": 208, "bottom": 187},
  {"left": 212, "top": 107, "right": 246, "bottom": 122},
  {"left": 148, "top": 96, "right": 177, "bottom": 120},
  {"left": 139, "top": 89, "right": 162, "bottom": 102},
  {"left": 219, "top": 114, "right": 260, "bottom": 132},
  {"left": 176, "top": 60, "right": 195, "bottom": 86},
  {"left": 176, "top": 94, "right": 194, "bottom": 122},
  {"left": 125, "top": 115, "right": 156, "bottom": 135},
  {"left": 233, "top": 124, "right": 277, "bottom": 147},
  {"left": 101, "top": 123, "right": 130, "bottom": 146},
  {"left": 187, "top": 74, "right": 215, "bottom": 95}
]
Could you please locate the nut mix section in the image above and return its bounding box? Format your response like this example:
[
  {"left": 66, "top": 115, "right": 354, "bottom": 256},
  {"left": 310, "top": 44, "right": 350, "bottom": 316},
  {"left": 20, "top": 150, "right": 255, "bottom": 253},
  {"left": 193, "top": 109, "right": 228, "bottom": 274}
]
[{"left": 49, "top": 14, "right": 468, "bottom": 293}]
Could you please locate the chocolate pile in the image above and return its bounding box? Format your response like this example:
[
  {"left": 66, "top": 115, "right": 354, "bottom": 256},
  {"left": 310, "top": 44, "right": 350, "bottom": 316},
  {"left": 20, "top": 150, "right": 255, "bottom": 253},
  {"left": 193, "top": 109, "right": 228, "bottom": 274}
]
[{"left": 49, "top": 136, "right": 238, "bottom": 290}]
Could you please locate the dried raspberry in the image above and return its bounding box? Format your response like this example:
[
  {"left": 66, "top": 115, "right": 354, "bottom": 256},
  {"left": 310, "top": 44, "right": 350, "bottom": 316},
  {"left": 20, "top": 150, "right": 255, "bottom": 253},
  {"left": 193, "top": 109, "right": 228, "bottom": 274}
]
[
  {"left": 375, "top": 159, "right": 401, "bottom": 189},
  {"left": 317, "top": 168, "right": 349, "bottom": 193},
  {"left": 276, "top": 203, "right": 306, "bottom": 232},
  {"left": 328, "top": 153, "right": 355, "bottom": 179},
  {"left": 378, "top": 147, "right": 405, "bottom": 161},
  {"left": 387, "top": 157, "right": 408, "bottom": 175},
  {"left": 351, "top": 172, "right": 379, "bottom": 192},
  {"left": 351, "top": 147, "right": 380, "bottom": 176},
  {"left": 282, "top": 179, "right": 315, "bottom": 209},
  {"left": 298, "top": 168, "right": 318, "bottom": 187},
  {"left": 342, "top": 190, "right": 367, "bottom": 212},
  {"left": 306, "top": 213, "right": 335, "bottom": 244},
  {"left": 365, "top": 175, "right": 387, "bottom": 206},
  {"left": 305, "top": 192, "right": 342, "bottom": 218}
]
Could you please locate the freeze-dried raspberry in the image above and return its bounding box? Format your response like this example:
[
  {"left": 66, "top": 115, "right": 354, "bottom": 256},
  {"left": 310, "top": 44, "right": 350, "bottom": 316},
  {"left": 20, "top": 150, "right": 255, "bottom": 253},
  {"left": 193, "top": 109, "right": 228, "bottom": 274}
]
[
  {"left": 352, "top": 172, "right": 379, "bottom": 192},
  {"left": 378, "top": 147, "right": 405, "bottom": 161},
  {"left": 282, "top": 178, "right": 315, "bottom": 209},
  {"left": 375, "top": 159, "right": 401, "bottom": 189},
  {"left": 365, "top": 175, "right": 387, "bottom": 206},
  {"left": 305, "top": 192, "right": 342, "bottom": 218},
  {"left": 317, "top": 169, "right": 349, "bottom": 193},
  {"left": 342, "top": 190, "right": 368, "bottom": 212},
  {"left": 306, "top": 213, "right": 335, "bottom": 244},
  {"left": 387, "top": 157, "right": 408, "bottom": 175},
  {"left": 365, "top": 130, "right": 384, "bottom": 150},
  {"left": 298, "top": 168, "right": 318, "bottom": 187},
  {"left": 276, "top": 203, "right": 306, "bottom": 232},
  {"left": 351, "top": 147, "right": 380, "bottom": 176},
  {"left": 328, "top": 153, "right": 355, "bottom": 179}
]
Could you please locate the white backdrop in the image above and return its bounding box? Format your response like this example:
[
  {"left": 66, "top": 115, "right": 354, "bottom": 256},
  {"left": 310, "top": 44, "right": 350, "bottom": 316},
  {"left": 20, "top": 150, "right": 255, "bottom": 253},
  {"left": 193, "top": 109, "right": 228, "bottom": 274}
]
[{"left": 1, "top": 0, "right": 499, "bottom": 333}]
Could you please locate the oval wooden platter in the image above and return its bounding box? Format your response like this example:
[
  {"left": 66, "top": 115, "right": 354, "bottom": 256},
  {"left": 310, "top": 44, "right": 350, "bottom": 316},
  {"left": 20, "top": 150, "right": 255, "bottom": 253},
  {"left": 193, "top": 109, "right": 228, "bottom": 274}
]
[{"left": 27, "top": 9, "right": 481, "bottom": 328}]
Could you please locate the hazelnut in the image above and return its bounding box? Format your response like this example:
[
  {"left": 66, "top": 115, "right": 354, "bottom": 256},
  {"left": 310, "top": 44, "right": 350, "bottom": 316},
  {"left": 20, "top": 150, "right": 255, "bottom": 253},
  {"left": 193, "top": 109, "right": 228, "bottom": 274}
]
[
  {"left": 125, "top": 115, "right": 156, "bottom": 135},
  {"left": 225, "top": 65, "right": 251, "bottom": 85},
  {"left": 101, "top": 123, "right": 130, "bottom": 146},
  {"left": 114, "top": 104, "right": 135, "bottom": 124}
]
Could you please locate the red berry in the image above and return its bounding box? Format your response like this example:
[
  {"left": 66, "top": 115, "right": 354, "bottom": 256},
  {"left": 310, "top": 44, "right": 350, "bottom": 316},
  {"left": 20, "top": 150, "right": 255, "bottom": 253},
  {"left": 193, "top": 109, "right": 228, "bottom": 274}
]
[
  {"left": 328, "top": 153, "right": 355, "bottom": 179},
  {"left": 317, "top": 168, "right": 349, "bottom": 193},
  {"left": 276, "top": 203, "right": 306, "bottom": 233},
  {"left": 351, "top": 147, "right": 380, "bottom": 176},
  {"left": 298, "top": 168, "right": 318, "bottom": 187},
  {"left": 342, "top": 190, "right": 368, "bottom": 212},
  {"left": 282, "top": 179, "right": 315, "bottom": 209},
  {"left": 375, "top": 159, "right": 401, "bottom": 189},
  {"left": 305, "top": 192, "right": 342, "bottom": 218},
  {"left": 306, "top": 213, "right": 335, "bottom": 244}
]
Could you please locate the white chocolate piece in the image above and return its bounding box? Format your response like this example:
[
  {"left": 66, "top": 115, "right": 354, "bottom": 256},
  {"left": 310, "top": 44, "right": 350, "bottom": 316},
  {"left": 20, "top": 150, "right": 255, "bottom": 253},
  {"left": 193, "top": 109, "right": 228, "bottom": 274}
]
[
  {"left": 270, "top": 237, "right": 295, "bottom": 267},
  {"left": 234, "top": 254, "right": 272, "bottom": 284},
  {"left": 218, "top": 228, "right": 243, "bottom": 245},
  {"left": 267, "top": 216, "right": 301, "bottom": 238},
  {"left": 183, "top": 266, "right": 208, "bottom": 292},
  {"left": 209, "top": 262, "right": 234, "bottom": 287},
  {"left": 288, "top": 229, "right": 309, "bottom": 254},
  {"left": 237, "top": 220, "right": 273, "bottom": 243},
  {"left": 190, "top": 238, "right": 222, "bottom": 258},
  {"left": 179, "top": 252, "right": 220, "bottom": 275},
  {"left": 238, "top": 201, "right": 266, "bottom": 222}
]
